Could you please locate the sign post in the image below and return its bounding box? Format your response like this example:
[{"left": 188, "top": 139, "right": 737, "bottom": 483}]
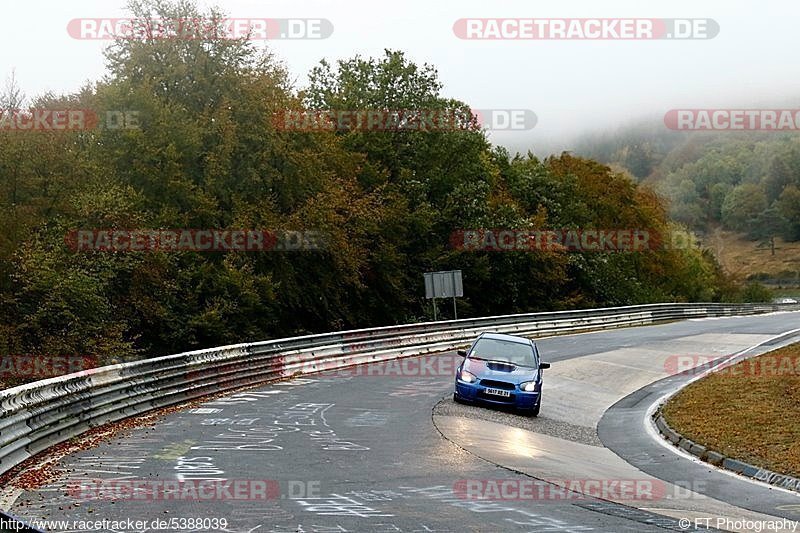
[{"left": 424, "top": 270, "right": 463, "bottom": 320}]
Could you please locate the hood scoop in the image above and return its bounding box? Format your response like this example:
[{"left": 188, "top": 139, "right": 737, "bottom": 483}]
[{"left": 487, "top": 361, "right": 516, "bottom": 372}]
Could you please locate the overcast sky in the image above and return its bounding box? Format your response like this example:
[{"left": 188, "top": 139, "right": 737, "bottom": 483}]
[{"left": 3, "top": 0, "right": 799, "bottom": 154}]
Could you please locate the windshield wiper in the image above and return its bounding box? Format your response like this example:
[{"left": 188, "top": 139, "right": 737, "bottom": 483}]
[
  {"left": 493, "top": 359, "right": 536, "bottom": 368},
  {"left": 487, "top": 359, "right": 518, "bottom": 366},
  {"left": 471, "top": 356, "right": 534, "bottom": 368}
]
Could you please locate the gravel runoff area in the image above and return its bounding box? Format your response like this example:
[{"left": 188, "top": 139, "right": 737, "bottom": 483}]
[
  {"left": 662, "top": 341, "right": 800, "bottom": 478},
  {"left": 433, "top": 395, "right": 603, "bottom": 447}
]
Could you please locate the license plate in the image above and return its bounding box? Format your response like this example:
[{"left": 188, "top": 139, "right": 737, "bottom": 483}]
[{"left": 484, "top": 387, "right": 511, "bottom": 397}]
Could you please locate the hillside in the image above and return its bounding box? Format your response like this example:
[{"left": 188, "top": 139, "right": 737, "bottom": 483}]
[
  {"left": 575, "top": 125, "right": 800, "bottom": 281},
  {"left": 705, "top": 228, "right": 800, "bottom": 281}
]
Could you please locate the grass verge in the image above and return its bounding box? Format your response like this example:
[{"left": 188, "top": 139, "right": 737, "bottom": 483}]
[{"left": 662, "top": 342, "right": 800, "bottom": 477}]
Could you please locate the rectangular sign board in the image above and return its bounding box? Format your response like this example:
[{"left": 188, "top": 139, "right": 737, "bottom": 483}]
[{"left": 424, "top": 270, "right": 463, "bottom": 299}]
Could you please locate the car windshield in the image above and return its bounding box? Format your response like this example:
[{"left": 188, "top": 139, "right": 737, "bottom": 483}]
[{"left": 469, "top": 338, "right": 536, "bottom": 367}]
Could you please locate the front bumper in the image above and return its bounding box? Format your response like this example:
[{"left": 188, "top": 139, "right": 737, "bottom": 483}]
[{"left": 455, "top": 380, "right": 540, "bottom": 410}]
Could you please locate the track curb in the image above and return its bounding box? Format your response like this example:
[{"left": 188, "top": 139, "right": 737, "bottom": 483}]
[{"left": 653, "top": 412, "right": 800, "bottom": 493}]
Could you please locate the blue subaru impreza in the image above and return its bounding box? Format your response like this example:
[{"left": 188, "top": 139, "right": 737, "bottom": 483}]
[{"left": 453, "top": 332, "right": 550, "bottom": 417}]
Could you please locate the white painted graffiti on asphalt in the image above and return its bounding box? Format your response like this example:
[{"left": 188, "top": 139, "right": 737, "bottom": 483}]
[
  {"left": 266, "top": 525, "right": 452, "bottom": 532},
  {"left": 399, "top": 486, "right": 594, "bottom": 532},
  {"left": 174, "top": 455, "right": 226, "bottom": 481},
  {"left": 273, "top": 403, "right": 370, "bottom": 451},
  {"left": 188, "top": 404, "right": 368, "bottom": 451},
  {"left": 191, "top": 424, "right": 297, "bottom": 451},
  {"left": 294, "top": 493, "right": 394, "bottom": 518},
  {"left": 200, "top": 416, "right": 261, "bottom": 426},
  {"left": 206, "top": 391, "right": 287, "bottom": 406},
  {"left": 265, "top": 526, "right": 347, "bottom": 532}
]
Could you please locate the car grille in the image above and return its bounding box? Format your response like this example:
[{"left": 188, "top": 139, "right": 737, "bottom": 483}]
[{"left": 479, "top": 379, "right": 516, "bottom": 390}]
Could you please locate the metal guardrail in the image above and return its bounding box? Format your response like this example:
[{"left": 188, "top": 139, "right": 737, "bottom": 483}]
[{"left": 1, "top": 302, "right": 798, "bottom": 500}]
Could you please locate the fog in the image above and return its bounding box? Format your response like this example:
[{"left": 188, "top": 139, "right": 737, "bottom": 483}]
[{"left": 3, "top": 0, "right": 798, "bottom": 155}]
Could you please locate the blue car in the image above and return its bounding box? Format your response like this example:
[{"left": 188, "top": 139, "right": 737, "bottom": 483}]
[{"left": 453, "top": 332, "right": 550, "bottom": 417}]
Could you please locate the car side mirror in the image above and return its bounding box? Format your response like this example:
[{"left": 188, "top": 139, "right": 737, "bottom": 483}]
[
  {"left": 457, "top": 349, "right": 467, "bottom": 357},
  {"left": 539, "top": 362, "right": 551, "bottom": 370}
]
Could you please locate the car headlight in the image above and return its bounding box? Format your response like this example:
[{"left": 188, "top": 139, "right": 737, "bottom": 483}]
[
  {"left": 520, "top": 381, "right": 538, "bottom": 392},
  {"left": 459, "top": 369, "right": 478, "bottom": 383}
]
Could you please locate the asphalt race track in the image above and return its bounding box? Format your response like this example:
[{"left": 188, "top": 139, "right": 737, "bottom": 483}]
[{"left": 4, "top": 312, "right": 800, "bottom": 533}]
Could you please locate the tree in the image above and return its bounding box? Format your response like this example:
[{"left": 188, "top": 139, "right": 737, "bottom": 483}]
[
  {"left": 621, "top": 143, "right": 654, "bottom": 179},
  {"left": 777, "top": 185, "right": 800, "bottom": 241},
  {"left": 748, "top": 207, "right": 787, "bottom": 255},
  {"left": 740, "top": 282, "right": 772, "bottom": 303},
  {"left": 304, "top": 49, "right": 499, "bottom": 321},
  {"left": 0, "top": 70, "right": 24, "bottom": 109},
  {"left": 708, "top": 182, "right": 732, "bottom": 221},
  {"left": 764, "top": 156, "right": 794, "bottom": 203},
  {"left": 721, "top": 183, "right": 768, "bottom": 232}
]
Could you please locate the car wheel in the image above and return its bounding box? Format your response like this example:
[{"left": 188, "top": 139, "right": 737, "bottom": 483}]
[{"left": 527, "top": 398, "right": 541, "bottom": 417}]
